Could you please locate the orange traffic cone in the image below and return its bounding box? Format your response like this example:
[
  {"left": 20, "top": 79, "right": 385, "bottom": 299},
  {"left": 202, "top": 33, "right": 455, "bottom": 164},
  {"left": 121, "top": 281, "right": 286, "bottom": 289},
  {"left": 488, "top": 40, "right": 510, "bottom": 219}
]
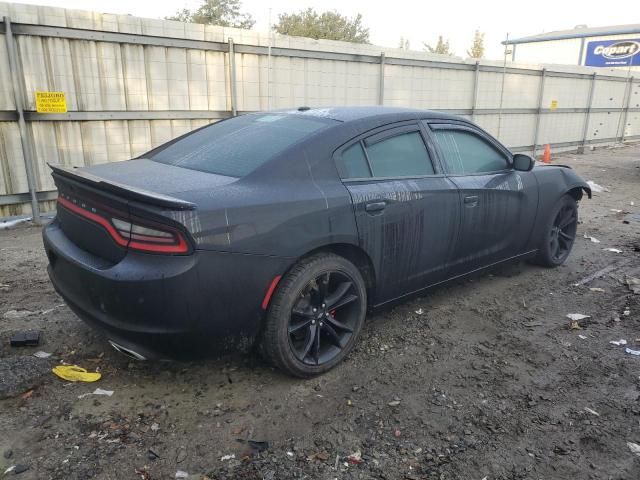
[{"left": 542, "top": 144, "right": 551, "bottom": 163}]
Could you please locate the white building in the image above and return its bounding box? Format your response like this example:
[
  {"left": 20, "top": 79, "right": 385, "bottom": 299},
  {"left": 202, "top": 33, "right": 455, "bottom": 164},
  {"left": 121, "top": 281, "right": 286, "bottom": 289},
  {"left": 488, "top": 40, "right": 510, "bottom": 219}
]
[{"left": 504, "top": 24, "right": 640, "bottom": 71}]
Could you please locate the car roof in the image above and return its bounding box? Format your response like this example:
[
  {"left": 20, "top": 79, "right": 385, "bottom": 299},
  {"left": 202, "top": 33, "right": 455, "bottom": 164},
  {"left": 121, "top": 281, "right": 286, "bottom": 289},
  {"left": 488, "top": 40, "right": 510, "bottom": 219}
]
[{"left": 274, "top": 106, "right": 461, "bottom": 123}]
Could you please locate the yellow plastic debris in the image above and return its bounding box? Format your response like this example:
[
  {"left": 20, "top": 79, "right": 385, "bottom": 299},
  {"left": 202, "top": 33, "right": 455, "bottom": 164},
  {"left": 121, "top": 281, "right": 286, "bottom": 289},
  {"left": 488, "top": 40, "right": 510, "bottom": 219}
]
[{"left": 52, "top": 365, "right": 101, "bottom": 382}]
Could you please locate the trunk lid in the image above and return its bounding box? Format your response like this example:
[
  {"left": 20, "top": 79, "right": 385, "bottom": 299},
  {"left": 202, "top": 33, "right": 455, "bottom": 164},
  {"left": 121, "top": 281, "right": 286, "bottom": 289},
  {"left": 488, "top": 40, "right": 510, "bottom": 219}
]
[{"left": 51, "top": 160, "right": 236, "bottom": 262}]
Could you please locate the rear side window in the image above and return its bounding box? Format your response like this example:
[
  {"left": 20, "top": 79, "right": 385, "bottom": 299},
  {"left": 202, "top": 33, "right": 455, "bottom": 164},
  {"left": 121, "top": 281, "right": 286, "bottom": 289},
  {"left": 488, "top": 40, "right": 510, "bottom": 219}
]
[
  {"left": 146, "top": 114, "right": 335, "bottom": 177},
  {"left": 341, "top": 142, "right": 371, "bottom": 178},
  {"left": 433, "top": 129, "right": 508, "bottom": 174}
]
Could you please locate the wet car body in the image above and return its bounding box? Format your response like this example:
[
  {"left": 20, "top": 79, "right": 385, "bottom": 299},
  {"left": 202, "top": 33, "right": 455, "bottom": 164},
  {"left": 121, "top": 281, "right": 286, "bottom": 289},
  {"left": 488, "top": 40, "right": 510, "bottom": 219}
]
[{"left": 43, "top": 106, "right": 591, "bottom": 362}]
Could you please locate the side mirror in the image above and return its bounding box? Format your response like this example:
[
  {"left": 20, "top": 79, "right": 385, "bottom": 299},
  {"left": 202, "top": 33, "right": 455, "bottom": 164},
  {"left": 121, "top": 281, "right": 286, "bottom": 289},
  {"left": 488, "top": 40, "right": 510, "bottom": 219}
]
[{"left": 513, "top": 153, "right": 535, "bottom": 172}]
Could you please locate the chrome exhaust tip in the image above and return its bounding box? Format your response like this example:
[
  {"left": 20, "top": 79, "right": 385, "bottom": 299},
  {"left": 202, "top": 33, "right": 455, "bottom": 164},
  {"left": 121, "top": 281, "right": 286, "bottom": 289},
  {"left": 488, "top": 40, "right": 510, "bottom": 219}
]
[{"left": 108, "top": 340, "right": 147, "bottom": 361}]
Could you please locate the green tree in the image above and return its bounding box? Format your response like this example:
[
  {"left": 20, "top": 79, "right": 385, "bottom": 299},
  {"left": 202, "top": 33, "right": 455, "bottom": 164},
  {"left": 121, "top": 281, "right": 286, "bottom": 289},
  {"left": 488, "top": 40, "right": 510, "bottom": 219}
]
[
  {"left": 166, "top": 0, "right": 255, "bottom": 29},
  {"left": 467, "top": 30, "right": 485, "bottom": 58},
  {"left": 273, "top": 8, "right": 370, "bottom": 43},
  {"left": 398, "top": 36, "right": 410, "bottom": 50},
  {"left": 423, "top": 36, "right": 453, "bottom": 55}
]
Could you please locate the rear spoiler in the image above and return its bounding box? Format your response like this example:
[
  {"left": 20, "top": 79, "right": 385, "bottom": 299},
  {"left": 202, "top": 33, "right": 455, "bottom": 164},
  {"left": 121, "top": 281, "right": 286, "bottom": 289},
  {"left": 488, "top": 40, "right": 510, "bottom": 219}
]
[{"left": 48, "top": 163, "right": 196, "bottom": 211}]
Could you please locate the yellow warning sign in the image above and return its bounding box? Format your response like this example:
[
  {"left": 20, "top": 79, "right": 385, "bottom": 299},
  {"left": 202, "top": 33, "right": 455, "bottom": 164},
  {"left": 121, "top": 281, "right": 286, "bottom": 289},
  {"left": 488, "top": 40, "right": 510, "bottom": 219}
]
[
  {"left": 550, "top": 99, "right": 558, "bottom": 110},
  {"left": 35, "top": 92, "right": 67, "bottom": 113}
]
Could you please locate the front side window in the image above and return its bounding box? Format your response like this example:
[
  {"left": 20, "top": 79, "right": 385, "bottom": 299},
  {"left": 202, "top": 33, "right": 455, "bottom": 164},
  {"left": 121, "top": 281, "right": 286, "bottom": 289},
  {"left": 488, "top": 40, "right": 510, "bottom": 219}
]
[
  {"left": 146, "top": 113, "right": 336, "bottom": 177},
  {"left": 433, "top": 129, "right": 509, "bottom": 175}
]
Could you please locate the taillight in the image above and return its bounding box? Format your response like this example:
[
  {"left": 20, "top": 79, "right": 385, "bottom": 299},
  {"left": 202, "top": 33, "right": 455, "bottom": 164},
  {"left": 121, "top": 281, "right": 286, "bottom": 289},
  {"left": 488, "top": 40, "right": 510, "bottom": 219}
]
[
  {"left": 111, "top": 217, "right": 189, "bottom": 253},
  {"left": 57, "top": 196, "right": 190, "bottom": 254}
]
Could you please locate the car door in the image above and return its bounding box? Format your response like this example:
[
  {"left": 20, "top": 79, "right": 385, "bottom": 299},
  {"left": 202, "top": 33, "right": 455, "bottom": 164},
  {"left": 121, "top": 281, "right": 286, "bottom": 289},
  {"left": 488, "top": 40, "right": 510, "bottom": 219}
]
[
  {"left": 426, "top": 122, "right": 538, "bottom": 274},
  {"left": 335, "top": 122, "right": 460, "bottom": 303}
]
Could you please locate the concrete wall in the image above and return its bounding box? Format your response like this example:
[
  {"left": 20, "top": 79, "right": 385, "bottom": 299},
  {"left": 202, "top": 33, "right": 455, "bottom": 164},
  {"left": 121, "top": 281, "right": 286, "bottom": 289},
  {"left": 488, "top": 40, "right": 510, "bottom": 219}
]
[{"left": 1, "top": 2, "right": 639, "bottom": 217}]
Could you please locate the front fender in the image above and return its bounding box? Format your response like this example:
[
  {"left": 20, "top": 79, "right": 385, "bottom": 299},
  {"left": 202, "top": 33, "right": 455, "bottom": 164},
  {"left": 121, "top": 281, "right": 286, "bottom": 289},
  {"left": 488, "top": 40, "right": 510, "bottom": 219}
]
[{"left": 527, "top": 165, "right": 591, "bottom": 250}]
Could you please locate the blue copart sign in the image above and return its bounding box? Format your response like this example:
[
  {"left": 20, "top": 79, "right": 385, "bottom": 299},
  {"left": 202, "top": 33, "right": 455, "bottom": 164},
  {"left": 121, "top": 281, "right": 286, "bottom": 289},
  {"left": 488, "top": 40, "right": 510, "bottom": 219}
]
[{"left": 585, "top": 39, "right": 640, "bottom": 67}]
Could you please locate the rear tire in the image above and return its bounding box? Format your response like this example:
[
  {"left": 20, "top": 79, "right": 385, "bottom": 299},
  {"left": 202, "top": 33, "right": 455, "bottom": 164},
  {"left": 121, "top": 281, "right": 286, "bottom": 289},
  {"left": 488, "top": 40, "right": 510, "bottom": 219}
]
[
  {"left": 534, "top": 194, "right": 578, "bottom": 267},
  {"left": 262, "top": 253, "right": 367, "bottom": 378}
]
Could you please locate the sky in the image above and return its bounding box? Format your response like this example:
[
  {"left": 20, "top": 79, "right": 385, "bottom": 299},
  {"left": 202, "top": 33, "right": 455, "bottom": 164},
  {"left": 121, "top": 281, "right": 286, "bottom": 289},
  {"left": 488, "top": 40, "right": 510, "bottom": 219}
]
[{"left": 14, "top": 0, "right": 640, "bottom": 59}]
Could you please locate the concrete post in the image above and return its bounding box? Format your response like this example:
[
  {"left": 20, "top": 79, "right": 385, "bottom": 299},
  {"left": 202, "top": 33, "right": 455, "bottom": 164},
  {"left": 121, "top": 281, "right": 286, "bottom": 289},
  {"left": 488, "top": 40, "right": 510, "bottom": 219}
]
[
  {"left": 471, "top": 61, "right": 480, "bottom": 122},
  {"left": 228, "top": 37, "right": 238, "bottom": 116},
  {"left": 531, "top": 68, "right": 546, "bottom": 157},
  {"left": 4, "top": 16, "right": 40, "bottom": 223},
  {"left": 378, "top": 52, "right": 385, "bottom": 105},
  {"left": 619, "top": 76, "right": 634, "bottom": 143},
  {"left": 579, "top": 72, "right": 596, "bottom": 154}
]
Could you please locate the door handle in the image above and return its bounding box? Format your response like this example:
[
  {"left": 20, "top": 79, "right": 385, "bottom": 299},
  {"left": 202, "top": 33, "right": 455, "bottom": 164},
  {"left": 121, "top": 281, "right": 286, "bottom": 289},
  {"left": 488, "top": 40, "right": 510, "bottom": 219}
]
[
  {"left": 365, "top": 201, "right": 386, "bottom": 213},
  {"left": 464, "top": 195, "right": 479, "bottom": 207}
]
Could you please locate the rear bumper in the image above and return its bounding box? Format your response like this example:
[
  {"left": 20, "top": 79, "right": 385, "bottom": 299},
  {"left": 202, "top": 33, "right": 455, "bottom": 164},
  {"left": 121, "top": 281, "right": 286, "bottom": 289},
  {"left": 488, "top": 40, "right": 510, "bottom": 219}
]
[{"left": 43, "top": 220, "right": 289, "bottom": 359}]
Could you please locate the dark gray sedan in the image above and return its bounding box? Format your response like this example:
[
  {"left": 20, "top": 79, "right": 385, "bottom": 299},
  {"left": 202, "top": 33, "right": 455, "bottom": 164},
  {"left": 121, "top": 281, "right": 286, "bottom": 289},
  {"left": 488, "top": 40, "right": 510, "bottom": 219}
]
[{"left": 43, "top": 106, "right": 590, "bottom": 377}]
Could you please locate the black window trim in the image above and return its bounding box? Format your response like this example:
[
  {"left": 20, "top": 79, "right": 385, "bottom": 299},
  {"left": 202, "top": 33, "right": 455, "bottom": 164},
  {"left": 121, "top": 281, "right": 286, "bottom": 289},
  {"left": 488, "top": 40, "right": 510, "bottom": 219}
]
[
  {"left": 334, "top": 120, "right": 444, "bottom": 182},
  {"left": 426, "top": 121, "right": 514, "bottom": 177}
]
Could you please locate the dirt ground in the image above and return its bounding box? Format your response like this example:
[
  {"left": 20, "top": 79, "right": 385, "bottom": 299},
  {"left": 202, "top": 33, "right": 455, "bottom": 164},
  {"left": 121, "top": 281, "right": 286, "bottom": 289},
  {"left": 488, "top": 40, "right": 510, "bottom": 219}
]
[{"left": 1, "top": 145, "right": 639, "bottom": 480}]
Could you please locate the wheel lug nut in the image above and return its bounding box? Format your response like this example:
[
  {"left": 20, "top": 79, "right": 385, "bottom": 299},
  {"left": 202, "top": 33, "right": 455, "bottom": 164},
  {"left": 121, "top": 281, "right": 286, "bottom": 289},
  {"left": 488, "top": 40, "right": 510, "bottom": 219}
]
[
  {"left": 311, "top": 320, "right": 315, "bottom": 324},
  {"left": 312, "top": 308, "right": 317, "bottom": 312},
  {"left": 321, "top": 303, "right": 326, "bottom": 308},
  {"left": 319, "top": 322, "right": 323, "bottom": 326}
]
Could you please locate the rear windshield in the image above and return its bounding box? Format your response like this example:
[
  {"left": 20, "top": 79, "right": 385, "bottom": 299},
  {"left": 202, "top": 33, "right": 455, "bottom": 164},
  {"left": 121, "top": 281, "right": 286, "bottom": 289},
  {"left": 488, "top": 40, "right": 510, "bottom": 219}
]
[{"left": 145, "top": 113, "right": 336, "bottom": 177}]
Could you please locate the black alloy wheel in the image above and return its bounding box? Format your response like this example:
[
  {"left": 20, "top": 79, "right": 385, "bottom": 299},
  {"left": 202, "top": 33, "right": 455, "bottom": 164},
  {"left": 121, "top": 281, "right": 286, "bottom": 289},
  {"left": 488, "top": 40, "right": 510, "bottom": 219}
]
[
  {"left": 535, "top": 194, "right": 578, "bottom": 267},
  {"left": 288, "top": 271, "right": 361, "bottom": 366},
  {"left": 262, "top": 253, "right": 367, "bottom": 377}
]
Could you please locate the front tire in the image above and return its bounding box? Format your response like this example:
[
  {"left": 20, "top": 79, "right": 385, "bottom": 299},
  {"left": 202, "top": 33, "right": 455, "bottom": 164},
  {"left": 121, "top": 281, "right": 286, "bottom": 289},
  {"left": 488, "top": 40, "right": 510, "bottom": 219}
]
[
  {"left": 535, "top": 194, "right": 578, "bottom": 267},
  {"left": 262, "top": 253, "right": 367, "bottom": 378}
]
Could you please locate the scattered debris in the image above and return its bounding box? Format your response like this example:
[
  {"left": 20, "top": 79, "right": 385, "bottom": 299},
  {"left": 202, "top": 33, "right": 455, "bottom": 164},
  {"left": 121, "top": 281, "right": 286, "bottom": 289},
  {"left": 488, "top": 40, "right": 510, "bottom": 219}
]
[
  {"left": 52, "top": 365, "right": 101, "bottom": 382},
  {"left": 584, "top": 407, "right": 600, "bottom": 417},
  {"left": 10, "top": 331, "right": 41, "bottom": 347},
  {"left": 13, "top": 465, "right": 30, "bottom": 475},
  {"left": 610, "top": 208, "right": 623, "bottom": 213},
  {"left": 307, "top": 451, "right": 330, "bottom": 462},
  {"left": 40, "top": 304, "right": 65, "bottom": 315},
  {"left": 415, "top": 308, "right": 424, "bottom": 315},
  {"left": 388, "top": 400, "right": 401, "bottom": 407},
  {"left": 220, "top": 454, "right": 235, "bottom": 461},
  {"left": 4, "top": 310, "right": 36, "bottom": 320},
  {"left": 346, "top": 451, "right": 363, "bottom": 465},
  {"left": 603, "top": 248, "right": 622, "bottom": 253},
  {"left": 586, "top": 181, "right": 609, "bottom": 193},
  {"left": 623, "top": 309, "right": 631, "bottom": 316},
  {"left": 150, "top": 423, "right": 159, "bottom": 432},
  {"left": 610, "top": 339, "right": 628, "bottom": 346},
  {"left": 147, "top": 449, "right": 160, "bottom": 460},
  {"left": 583, "top": 234, "right": 600, "bottom": 243},
  {"left": 33, "top": 351, "right": 51, "bottom": 359},
  {"left": 135, "top": 467, "right": 151, "bottom": 479},
  {"left": 624, "top": 276, "right": 640, "bottom": 295},
  {"left": 578, "top": 335, "right": 587, "bottom": 340},
  {"left": 569, "top": 320, "right": 582, "bottom": 330},
  {"left": 589, "top": 287, "right": 605, "bottom": 292},
  {"left": 77, "top": 388, "right": 114, "bottom": 399},
  {"left": 627, "top": 442, "right": 640, "bottom": 457},
  {"left": 247, "top": 440, "right": 269, "bottom": 455},
  {"left": 625, "top": 348, "right": 640, "bottom": 356},
  {"left": 0, "top": 216, "right": 31, "bottom": 230},
  {"left": 393, "top": 429, "right": 401, "bottom": 438},
  {"left": 175, "top": 470, "right": 189, "bottom": 479},
  {"left": 567, "top": 313, "right": 590, "bottom": 321}
]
